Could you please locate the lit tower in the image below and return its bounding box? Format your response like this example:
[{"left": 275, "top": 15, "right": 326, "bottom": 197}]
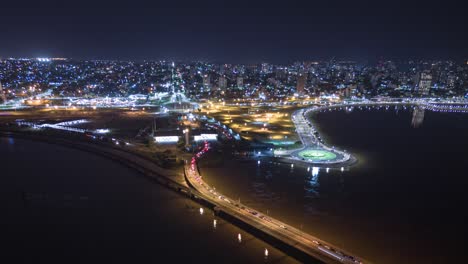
[
  {"left": 170, "top": 62, "right": 185, "bottom": 97},
  {"left": 171, "top": 62, "right": 176, "bottom": 94}
]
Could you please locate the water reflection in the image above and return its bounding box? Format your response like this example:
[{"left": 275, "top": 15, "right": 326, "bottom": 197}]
[
  {"left": 311, "top": 167, "right": 319, "bottom": 177},
  {"left": 305, "top": 166, "right": 320, "bottom": 198},
  {"left": 411, "top": 107, "right": 425, "bottom": 128},
  {"left": 1, "top": 136, "right": 15, "bottom": 147},
  {"left": 200, "top": 109, "right": 468, "bottom": 264}
]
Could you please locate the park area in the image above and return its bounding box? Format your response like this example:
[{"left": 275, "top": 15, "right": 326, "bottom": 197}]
[{"left": 297, "top": 149, "right": 337, "bottom": 161}]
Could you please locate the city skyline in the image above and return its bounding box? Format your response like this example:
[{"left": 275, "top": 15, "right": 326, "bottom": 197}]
[{"left": 1, "top": 58, "right": 467, "bottom": 103}]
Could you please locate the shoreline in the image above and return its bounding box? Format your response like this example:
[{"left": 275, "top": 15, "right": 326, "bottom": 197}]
[
  {"left": 0, "top": 129, "right": 310, "bottom": 263},
  {"left": 275, "top": 108, "right": 355, "bottom": 167}
]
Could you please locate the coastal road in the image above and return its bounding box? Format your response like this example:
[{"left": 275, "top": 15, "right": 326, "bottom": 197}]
[{"left": 185, "top": 153, "right": 368, "bottom": 264}]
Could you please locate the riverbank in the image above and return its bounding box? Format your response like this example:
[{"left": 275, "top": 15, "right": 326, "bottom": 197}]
[
  {"left": 0, "top": 135, "right": 299, "bottom": 264},
  {"left": 0, "top": 128, "right": 188, "bottom": 192},
  {"left": 0, "top": 128, "right": 305, "bottom": 263}
]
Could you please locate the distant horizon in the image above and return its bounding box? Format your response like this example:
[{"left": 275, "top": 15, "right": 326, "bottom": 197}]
[{"left": 1, "top": 56, "right": 467, "bottom": 65}]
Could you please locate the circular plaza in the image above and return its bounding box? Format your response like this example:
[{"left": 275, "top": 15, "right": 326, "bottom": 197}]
[
  {"left": 286, "top": 147, "right": 352, "bottom": 166},
  {"left": 297, "top": 149, "right": 337, "bottom": 161}
]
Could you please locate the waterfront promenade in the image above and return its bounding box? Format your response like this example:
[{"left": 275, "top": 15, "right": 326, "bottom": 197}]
[{"left": 185, "top": 143, "right": 369, "bottom": 264}]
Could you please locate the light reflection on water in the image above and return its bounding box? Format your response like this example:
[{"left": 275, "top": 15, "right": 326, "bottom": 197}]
[
  {"left": 201, "top": 109, "right": 468, "bottom": 264},
  {"left": 1, "top": 136, "right": 15, "bottom": 146},
  {"left": 305, "top": 167, "right": 320, "bottom": 199}
]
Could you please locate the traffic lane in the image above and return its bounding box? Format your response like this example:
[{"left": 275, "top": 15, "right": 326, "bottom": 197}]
[{"left": 186, "top": 168, "right": 353, "bottom": 264}]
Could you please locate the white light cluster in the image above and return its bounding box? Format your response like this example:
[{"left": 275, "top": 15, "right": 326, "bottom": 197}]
[
  {"left": 95, "top": 129, "right": 110, "bottom": 134},
  {"left": 194, "top": 134, "right": 218, "bottom": 141},
  {"left": 36, "top": 58, "right": 51, "bottom": 62},
  {"left": 154, "top": 136, "right": 179, "bottom": 143}
]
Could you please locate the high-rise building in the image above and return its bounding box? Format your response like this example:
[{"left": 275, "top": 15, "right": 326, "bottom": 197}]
[
  {"left": 296, "top": 72, "right": 307, "bottom": 95},
  {"left": 261, "top": 63, "right": 272, "bottom": 74},
  {"left": 203, "top": 74, "right": 211, "bottom": 91},
  {"left": 345, "top": 72, "right": 355, "bottom": 83},
  {"left": 219, "top": 64, "right": 226, "bottom": 75},
  {"left": 0, "top": 81, "right": 6, "bottom": 103},
  {"left": 236, "top": 77, "right": 243, "bottom": 88},
  {"left": 218, "top": 76, "right": 227, "bottom": 90},
  {"left": 340, "top": 84, "right": 355, "bottom": 98},
  {"left": 416, "top": 71, "right": 432, "bottom": 95},
  {"left": 447, "top": 74, "right": 456, "bottom": 90}
]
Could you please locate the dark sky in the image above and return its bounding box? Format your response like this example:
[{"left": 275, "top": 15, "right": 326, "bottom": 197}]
[{"left": 1, "top": 0, "right": 467, "bottom": 63}]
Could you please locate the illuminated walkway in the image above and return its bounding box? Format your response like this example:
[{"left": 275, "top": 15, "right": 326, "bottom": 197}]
[
  {"left": 280, "top": 109, "right": 351, "bottom": 165},
  {"left": 285, "top": 99, "right": 468, "bottom": 165}
]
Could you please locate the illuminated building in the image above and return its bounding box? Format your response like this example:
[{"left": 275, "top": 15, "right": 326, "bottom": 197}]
[
  {"left": 236, "top": 77, "right": 243, "bottom": 89},
  {"left": 446, "top": 74, "right": 456, "bottom": 90},
  {"left": 203, "top": 74, "right": 211, "bottom": 91},
  {"left": 0, "top": 81, "right": 6, "bottom": 103},
  {"left": 218, "top": 75, "right": 227, "bottom": 91},
  {"left": 194, "top": 134, "right": 218, "bottom": 141},
  {"left": 416, "top": 71, "right": 432, "bottom": 95},
  {"left": 154, "top": 136, "right": 179, "bottom": 143},
  {"left": 296, "top": 72, "right": 307, "bottom": 95}
]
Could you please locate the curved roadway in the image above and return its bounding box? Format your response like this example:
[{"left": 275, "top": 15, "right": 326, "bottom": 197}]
[{"left": 185, "top": 143, "right": 369, "bottom": 264}]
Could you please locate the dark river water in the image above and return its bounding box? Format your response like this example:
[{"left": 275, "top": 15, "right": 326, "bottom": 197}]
[
  {"left": 200, "top": 108, "right": 468, "bottom": 264},
  {"left": 0, "top": 137, "right": 299, "bottom": 264}
]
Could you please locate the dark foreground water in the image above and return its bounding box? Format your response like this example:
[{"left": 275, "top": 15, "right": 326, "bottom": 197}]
[
  {"left": 0, "top": 137, "right": 299, "bottom": 264},
  {"left": 200, "top": 109, "right": 468, "bottom": 264}
]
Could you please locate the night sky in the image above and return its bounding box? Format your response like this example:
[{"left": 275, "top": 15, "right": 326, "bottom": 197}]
[{"left": 1, "top": 0, "right": 467, "bottom": 63}]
